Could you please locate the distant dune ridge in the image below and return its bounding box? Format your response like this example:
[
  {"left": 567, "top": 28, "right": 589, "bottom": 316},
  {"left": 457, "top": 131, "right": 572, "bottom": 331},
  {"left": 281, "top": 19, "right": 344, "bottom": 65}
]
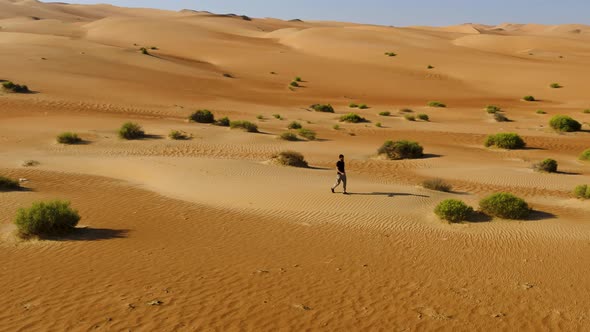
[{"left": 2, "top": 0, "right": 590, "bottom": 331}]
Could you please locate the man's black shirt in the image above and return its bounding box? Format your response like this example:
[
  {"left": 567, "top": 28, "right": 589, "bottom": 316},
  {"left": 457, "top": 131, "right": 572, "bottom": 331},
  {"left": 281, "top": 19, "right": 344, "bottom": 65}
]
[{"left": 337, "top": 160, "right": 345, "bottom": 173}]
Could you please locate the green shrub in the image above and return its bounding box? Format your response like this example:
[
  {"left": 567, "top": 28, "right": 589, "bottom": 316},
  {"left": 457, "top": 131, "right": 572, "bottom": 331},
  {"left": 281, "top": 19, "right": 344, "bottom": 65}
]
[
  {"left": 223, "top": 73, "right": 233, "bottom": 78},
  {"left": 523, "top": 95, "right": 536, "bottom": 102},
  {"left": 479, "top": 193, "right": 530, "bottom": 219},
  {"left": 333, "top": 124, "right": 340, "bottom": 130},
  {"left": 375, "top": 122, "right": 382, "bottom": 127},
  {"left": 427, "top": 65, "right": 434, "bottom": 69},
  {"left": 379, "top": 111, "right": 391, "bottom": 116},
  {"left": 486, "top": 105, "right": 502, "bottom": 114},
  {"left": 428, "top": 101, "right": 446, "bottom": 108},
  {"left": 579, "top": 149, "right": 590, "bottom": 161},
  {"left": 189, "top": 110, "right": 215, "bottom": 123},
  {"left": 169, "top": 130, "right": 189, "bottom": 140},
  {"left": 273, "top": 114, "right": 282, "bottom": 119},
  {"left": 298, "top": 128, "right": 316, "bottom": 140},
  {"left": 57, "top": 132, "right": 82, "bottom": 145},
  {"left": 230, "top": 120, "right": 259, "bottom": 133},
  {"left": 583, "top": 109, "right": 590, "bottom": 114},
  {"left": 404, "top": 114, "right": 416, "bottom": 121},
  {"left": 215, "top": 117, "right": 230, "bottom": 127},
  {"left": 422, "top": 178, "right": 452, "bottom": 192},
  {"left": 484, "top": 133, "right": 525, "bottom": 149},
  {"left": 15, "top": 200, "right": 81, "bottom": 237},
  {"left": 549, "top": 115, "right": 581, "bottom": 132},
  {"left": 533, "top": 159, "right": 558, "bottom": 173},
  {"left": 349, "top": 103, "right": 359, "bottom": 108},
  {"left": 290, "top": 81, "right": 300, "bottom": 87},
  {"left": 494, "top": 113, "right": 509, "bottom": 122},
  {"left": 310, "top": 104, "right": 334, "bottom": 113},
  {"left": 378, "top": 140, "right": 424, "bottom": 160},
  {"left": 550, "top": 83, "right": 562, "bottom": 89},
  {"left": 536, "top": 109, "right": 547, "bottom": 114},
  {"left": 279, "top": 132, "right": 298, "bottom": 141},
  {"left": 119, "top": 122, "right": 145, "bottom": 140},
  {"left": 417, "top": 114, "right": 430, "bottom": 121},
  {"left": 274, "top": 151, "right": 308, "bottom": 168},
  {"left": 384, "top": 52, "right": 397, "bottom": 57},
  {"left": 256, "top": 115, "right": 264, "bottom": 120},
  {"left": 399, "top": 108, "right": 413, "bottom": 113},
  {"left": 435, "top": 199, "right": 473, "bottom": 223},
  {"left": 340, "top": 113, "right": 368, "bottom": 123},
  {"left": 140, "top": 47, "right": 150, "bottom": 55},
  {"left": 288, "top": 121, "right": 302, "bottom": 130},
  {"left": 573, "top": 185, "right": 590, "bottom": 199},
  {"left": 359, "top": 104, "right": 369, "bottom": 109},
  {"left": 295, "top": 77, "right": 302, "bottom": 82},
  {"left": 2, "top": 81, "right": 30, "bottom": 93},
  {"left": 0, "top": 176, "right": 20, "bottom": 191}
]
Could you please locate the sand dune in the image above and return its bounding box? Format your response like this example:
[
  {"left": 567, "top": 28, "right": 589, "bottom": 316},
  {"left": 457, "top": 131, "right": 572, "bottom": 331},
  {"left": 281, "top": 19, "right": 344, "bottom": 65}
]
[{"left": 1, "top": 0, "right": 590, "bottom": 330}]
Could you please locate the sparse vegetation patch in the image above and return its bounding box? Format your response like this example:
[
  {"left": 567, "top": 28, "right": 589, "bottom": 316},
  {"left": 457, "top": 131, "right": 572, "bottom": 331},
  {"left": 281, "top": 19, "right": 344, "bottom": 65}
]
[
  {"left": 533, "top": 159, "right": 558, "bottom": 173},
  {"left": 279, "top": 132, "right": 298, "bottom": 141},
  {"left": 274, "top": 151, "right": 308, "bottom": 168},
  {"left": 579, "top": 149, "right": 590, "bottom": 161},
  {"left": 340, "top": 113, "right": 368, "bottom": 123},
  {"left": 310, "top": 104, "right": 334, "bottom": 113},
  {"left": 549, "top": 115, "right": 581, "bottom": 132},
  {"left": 435, "top": 199, "right": 473, "bottom": 223},
  {"left": 215, "top": 117, "right": 230, "bottom": 127},
  {"left": 288, "top": 121, "right": 302, "bottom": 130},
  {"left": 189, "top": 110, "right": 215, "bottom": 124},
  {"left": 57, "top": 132, "right": 82, "bottom": 145},
  {"left": 2, "top": 81, "right": 30, "bottom": 93},
  {"left": 378, "top": 140, "right": 424, "bottom": 160},
  {"left": 484, "top": 133, "right": 526, "bottom": 149},
  {"left": 428, "top": 101, "right": 446, "bottom": 108},
  {"left": 119, "top": 122, "right": 145, "bottom": 140},
  {"left": 550, "top": 83, "right": 562, "bottom": 89},
  {"left": 298, "top": 128, "right": 316, "bottom": 140},
  {"left": 523, "top": 95, "right": 536, "bottom": 102},
  {"left": 15, "top": 200, "right": 81, "bottom": 238},
  {"left": 384, "top": 52, "right": 397, "bottom": 57},
  {"left": 230, "top": 120, "right": 259, "bottom": 133},
  {"left": 423, "top": 178, "right": 452, "bottom": 192},
  {"left": 169, "top": 130, "right": 190, "bottom": 140},
  {"left": 573, "top": 185, "right": 590, "bottom": 199},
  {"left": 486, "top": 105, "right": 502, "bottom": 114},
  {"left": 479, "top": 193, "right": 531, "bottom": 220},
  {"left": 417, "top": 114, "right": 430, "bottom": 121},
  {"left": 379, "top": 111, "right": 391, "bottom": 116}
]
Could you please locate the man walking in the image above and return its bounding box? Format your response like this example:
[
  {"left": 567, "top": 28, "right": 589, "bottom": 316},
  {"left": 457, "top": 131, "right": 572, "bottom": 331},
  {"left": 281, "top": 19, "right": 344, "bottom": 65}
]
[{"left": 331, "top": 154, "right": 347, "bottom": 194}]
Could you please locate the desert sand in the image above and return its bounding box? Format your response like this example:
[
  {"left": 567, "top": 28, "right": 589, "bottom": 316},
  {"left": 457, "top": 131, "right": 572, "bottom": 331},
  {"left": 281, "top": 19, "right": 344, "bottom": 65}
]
[{"left": 1, "top": 1, "right": 590, "bottom": 330}]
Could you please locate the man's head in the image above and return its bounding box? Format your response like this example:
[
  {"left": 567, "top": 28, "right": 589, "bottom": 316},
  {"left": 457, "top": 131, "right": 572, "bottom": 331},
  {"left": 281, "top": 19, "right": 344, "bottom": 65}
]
[{"left": 339, "top": 154, "right": 344, "bottom": 160}]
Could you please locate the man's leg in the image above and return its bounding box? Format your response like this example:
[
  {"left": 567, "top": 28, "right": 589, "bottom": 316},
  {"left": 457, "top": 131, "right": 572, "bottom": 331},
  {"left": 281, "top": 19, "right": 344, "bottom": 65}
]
[
  {"left": 332, "top": 174, "right": 342, "bottom": 191},
  {"left": 342, "top": 174, "right": 347, "bottom": 193}
]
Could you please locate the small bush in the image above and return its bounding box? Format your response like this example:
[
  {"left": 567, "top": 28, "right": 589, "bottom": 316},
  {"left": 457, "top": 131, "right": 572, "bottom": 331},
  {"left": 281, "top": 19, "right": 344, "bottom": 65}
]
[
  {"left": 349, "top": 103, "right": 359, "bottom": 108},
  {"left": 484, "top": 133, "right": 526, "bottom": 149},
  {"left": 549, "top": 115, "right": 581, "bottom": 132},
  {"left": 189, "top": 109, "right": 215, "bottom": 123},
  {"left": 340, "top": 113, "right": 368, "bottom": 123},
  {"left": 379, "top": 111, "right": 391, "bottom": 116},
  {"left": 57, "top": 132, "right": 82, "bottom": 145},
  {"left": 550, "top": 83, "right": 562, "bottom": 89},
  {"left": 427, "top": 65, "right": 434, "bottom": 69},
  {"left": 536, "top": 109, "right": 547, "bottom": 114},
  {"left": 140, "top": 47, "right": 150, "bottom": 55},
  {"left": 273, "top": 114, "right": 282, "bottom": 119},
  {"left": 230, "top": 120, "right": 259, "bottom": 133},
  {"left": 417, "top": 114, "right": 429, "bottom": 121},
  {"left": 435, "top": 199, "right": 473, "bottom": 223},
  {"left": 533, "top": 159, "right": 558, "bottom": 173},
  {"left": 375, "top": 122, "right": 382, "bottom": 127},
  {"left": 215, "top": 117, "right": 230, "bottom": 127},
  {"left": 298, "top": 128, "right": 316, "bottom": 140},
  {"left": 428, "top": 101, "right": 446, "bottom": 108},
  {"left": 0, "top": 176, "right": 20, "bottom": 191},
  {"left": 486, "top": 105, "right": 502, "bottom": 114},
  {"left": 399, "top": 108, "right": 413, "bottom": 113},
  {"left": 288, "top": 121, "right": 302, "bottom": 130},
  {"left": 15, "top": 200, "right": 81, "bottom": 237},
  {"left": 169, "top": 130, "right": 189, "bottom": 140},
  {"left": 583, "top": 109, "right": 590, "bottom": 114},
  {"left": 2, "top": 81, "right": 30, "bottom": 93},
  {"left": 310, "top": 104, "right": 334, "bottom": 113},
  {"left": 404, "top": 114, "right": 416, "bottom": 121},
  {"left": 279, "top": 132, "right": 298, "bottom": 141},
  {"left": 573, "top": 185, "right": 590, "bottom": 199},
  {"left": 256, "top": 115, "right": 264, "bottom": 120},
  {"left": 119, "top": 122, "right": 145, "bottom": 140},
  {"left": 359, "top": 104, "right": 369, "bottom": 109},
  {"left": 333, "top": 124, "right": 340, "bottom": 130},
  {"left": 378, "top": 140, "right": 424, "bottom": 160},
  {"left": 479, "top": 193, "right": 531, "bottom": 219},
  {"left": 223, "top": 73, "right": 233, "bottom": 78},
  {"left": 579, "top": 149, "right": 590, "bottom": 161},
  {"left": 290, "top": 81, "right": 299, "bottom": 87},
  {"left": 422, "top": 178, "right": 452, "bottom": 192},
  {"left": 523, "top": 95, "right": 536, "bottom": 102},
  {"left": 274, "top": 151, "right": 308, "bottom": 168},
  {"left": 384, "top": 52, "right": 397, "bottom": 57},
  {"left": 494, "top": 113, "right": 509, "bottom": 122},
  {"left": 294, "top": 77, "right": 302, "bottom": 82}
]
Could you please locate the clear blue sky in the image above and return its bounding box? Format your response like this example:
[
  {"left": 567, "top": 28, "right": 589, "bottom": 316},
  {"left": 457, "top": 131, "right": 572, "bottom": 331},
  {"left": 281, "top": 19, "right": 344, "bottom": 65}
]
[{"left": 48, "top": 1, "right": 590, "bottom": 26}]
